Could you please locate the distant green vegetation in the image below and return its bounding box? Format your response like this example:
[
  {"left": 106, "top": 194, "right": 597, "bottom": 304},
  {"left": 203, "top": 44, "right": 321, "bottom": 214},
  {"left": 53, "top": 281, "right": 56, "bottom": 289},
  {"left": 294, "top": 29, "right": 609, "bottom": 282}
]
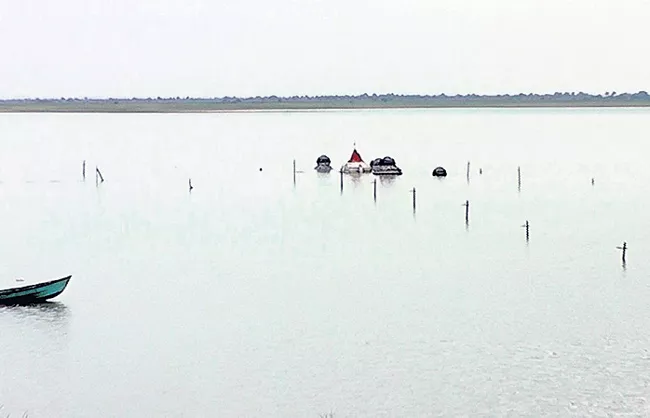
[{"left": 1, "top": 91, "right": 649, "bottom": 112}]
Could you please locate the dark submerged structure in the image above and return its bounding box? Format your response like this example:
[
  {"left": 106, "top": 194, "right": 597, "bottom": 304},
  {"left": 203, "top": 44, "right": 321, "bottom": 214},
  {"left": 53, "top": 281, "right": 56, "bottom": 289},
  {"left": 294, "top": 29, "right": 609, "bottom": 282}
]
[
  {"left": 370, "top": 156, "right": 402, "bottom": 176},
  {"left": 314, "top": 155, "right": 333, "bottom": 173},
  {"left": 432, "top": 167, "right": 447, "bottom": 177}
]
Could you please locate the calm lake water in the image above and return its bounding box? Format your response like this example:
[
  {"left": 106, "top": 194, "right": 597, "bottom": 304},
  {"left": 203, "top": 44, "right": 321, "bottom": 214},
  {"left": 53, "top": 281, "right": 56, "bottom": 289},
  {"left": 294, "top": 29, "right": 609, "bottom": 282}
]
[{"left": 2, "top": 108, "right": 650, "bottom": 417}]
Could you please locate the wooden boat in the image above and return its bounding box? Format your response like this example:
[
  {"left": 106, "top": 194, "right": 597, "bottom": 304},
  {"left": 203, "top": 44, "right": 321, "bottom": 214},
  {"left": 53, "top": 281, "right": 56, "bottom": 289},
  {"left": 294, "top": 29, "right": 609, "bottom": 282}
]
[{"left": 0, "top": 275, "right": 72, "bottom": 305}]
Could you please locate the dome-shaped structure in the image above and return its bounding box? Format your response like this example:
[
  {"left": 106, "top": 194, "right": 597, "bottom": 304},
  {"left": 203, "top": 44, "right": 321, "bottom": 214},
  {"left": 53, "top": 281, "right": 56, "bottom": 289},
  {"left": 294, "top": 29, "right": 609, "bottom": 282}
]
[
  {"left": 316, "top": 155, "right": 331, "bottom": 165},
  {"left": 314, "top": 154, "right": 333, "bottom": 173},
  {"left": 371, "top": 155, "right": 402, "bottom": 176},
  {"left": 432, "top": 167, "right": 447, "bottom": 177},
  {"left": 381, "top": 156, "right": 395, "bottom": 166}
]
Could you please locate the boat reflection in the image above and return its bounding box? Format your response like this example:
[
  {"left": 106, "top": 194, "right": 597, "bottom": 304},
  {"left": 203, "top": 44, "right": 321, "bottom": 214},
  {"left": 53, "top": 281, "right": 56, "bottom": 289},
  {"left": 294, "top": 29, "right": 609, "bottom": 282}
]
[
  {"left": 0, "top": 302, "right": 70, "bottom": 417},
  {"left": 1, "top": 302, "right": 70, "bottom": 332}
]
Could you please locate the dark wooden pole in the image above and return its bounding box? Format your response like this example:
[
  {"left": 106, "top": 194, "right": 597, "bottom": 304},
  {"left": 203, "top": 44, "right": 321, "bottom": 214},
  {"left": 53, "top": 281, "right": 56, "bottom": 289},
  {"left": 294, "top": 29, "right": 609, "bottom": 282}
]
[
  {"left": 293, "top": 159, "right": 296, "bottom": 186},
  {"left": 617, "top": 242, "right": 627, "bottom": 265},
  {"left": 411, "top": 187, "right": 416, "bottom": 213},
  {"left": 373, "top": 178, "right": 377, "bottom": 202},
  {"left": 82, "top": 160, "right": 86, "bottom": 181},
  {"left": 339, "top": 169, "right": 343, "bottom": 194},
  {"left": 464, "top": 200, "right": 470, "bottom": 224},
  {"left": 466, "top": 161, "right": 471, "bottom": 183},
  {"left": 517, "top": 166, "right": 521, "bottom": 192},
  {"left": 522, "top": 220, "right": 530, "bottom": 242},
  {"left": 95, "top": 167, "right": 104, "bottom": 187},
  {"left": 189, "top": 178, "right": 193, "bottom": 192},
  {"left": 95, "top": 166, "right": 104, "bottom": 186}
]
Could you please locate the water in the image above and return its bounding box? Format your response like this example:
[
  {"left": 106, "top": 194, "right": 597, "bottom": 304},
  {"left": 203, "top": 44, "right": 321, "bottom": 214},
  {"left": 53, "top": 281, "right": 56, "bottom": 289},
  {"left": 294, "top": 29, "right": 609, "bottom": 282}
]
[{"left": 1, "top": 108, "right": 650, "bottom": 417}]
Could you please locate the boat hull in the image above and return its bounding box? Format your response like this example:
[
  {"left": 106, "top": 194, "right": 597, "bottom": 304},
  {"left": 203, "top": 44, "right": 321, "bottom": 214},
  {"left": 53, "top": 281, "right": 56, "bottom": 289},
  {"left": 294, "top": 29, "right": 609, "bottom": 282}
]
[{"left": 0, "top": 276, "right": 72, "bottom": 305}]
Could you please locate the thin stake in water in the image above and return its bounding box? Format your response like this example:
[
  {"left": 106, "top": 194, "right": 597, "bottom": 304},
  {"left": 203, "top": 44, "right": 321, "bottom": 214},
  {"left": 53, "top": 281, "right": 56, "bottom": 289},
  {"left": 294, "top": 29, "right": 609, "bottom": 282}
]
[
  {"left": 521, "top": 220, "right": 530, "bottom": 242},
  {"left": 463, "top": 200, "right": 470, "bottom": 225},
  {"left": 517, "top": 166, "right": 522, "bottom": 192},
  {"left": 616, "top": 241, "right": 628, "bottom": 265},
  {"left": 466, "top": 161, "right": 471, "bottom": 183},
  {"left": 373, "top": 178, "right": 377, "bottom": 202},
  {"left": 410, "top": 187, "right": 416, "bottom": 213},
  {"left": 292, "top": 159, "right": 304, "bottom": 188},
  {"left": 189, "top": 178, "right": 193, "bottom": 192},
  {"left": 339, "top": 169, "right": 343, "bottom": 194},
  {"left": 82, "top": 160, "right": 86, "bottom": 181},
  {"left": 95, "top": 166, "right": 104, "bottom": 186}
]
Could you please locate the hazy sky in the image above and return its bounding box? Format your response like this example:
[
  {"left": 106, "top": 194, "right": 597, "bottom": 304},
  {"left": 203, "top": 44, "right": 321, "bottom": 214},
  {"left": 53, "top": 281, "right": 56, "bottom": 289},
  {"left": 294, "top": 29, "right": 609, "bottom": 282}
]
[{"left": 0, "top": 0, "right": 648, "bottom": 98}]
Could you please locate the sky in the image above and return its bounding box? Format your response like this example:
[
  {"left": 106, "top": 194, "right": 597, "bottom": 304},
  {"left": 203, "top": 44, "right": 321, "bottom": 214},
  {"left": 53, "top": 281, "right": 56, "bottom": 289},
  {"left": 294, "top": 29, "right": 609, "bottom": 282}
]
[{"left": 0, "top": 0, "right": 648, "bottom": 98}]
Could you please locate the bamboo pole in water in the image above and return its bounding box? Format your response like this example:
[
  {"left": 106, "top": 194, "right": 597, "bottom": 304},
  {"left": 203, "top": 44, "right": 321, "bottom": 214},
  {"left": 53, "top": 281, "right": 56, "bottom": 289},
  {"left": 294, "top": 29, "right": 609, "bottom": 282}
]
[
  {"left": 95, "top": 166, "right": 104, "bottom": 186},
  {"left": 411, "top": 187, "right": 416, "bottom": 213},
  {"left": 373, "top": 178, "right": 377, "bottom": 202},
  {"left": 617, "top": 242, "right": 627, "bottom": 265},
  {"left": 522, "top": 220, "right": 530, "bottom": 242}
]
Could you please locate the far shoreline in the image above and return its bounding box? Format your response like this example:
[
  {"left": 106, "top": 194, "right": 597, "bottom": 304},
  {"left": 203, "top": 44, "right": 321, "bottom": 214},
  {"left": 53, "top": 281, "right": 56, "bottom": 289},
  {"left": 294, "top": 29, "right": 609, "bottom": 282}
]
[{"left": 1, "top": 93, "right": 649, "bottom": 113}]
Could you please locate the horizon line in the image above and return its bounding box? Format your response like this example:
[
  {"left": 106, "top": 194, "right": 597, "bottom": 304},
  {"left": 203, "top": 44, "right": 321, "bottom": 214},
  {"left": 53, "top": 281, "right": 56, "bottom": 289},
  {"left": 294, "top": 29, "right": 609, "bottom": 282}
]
[{"left": 1, "top": 90, "right": 649, "bottom": 101}]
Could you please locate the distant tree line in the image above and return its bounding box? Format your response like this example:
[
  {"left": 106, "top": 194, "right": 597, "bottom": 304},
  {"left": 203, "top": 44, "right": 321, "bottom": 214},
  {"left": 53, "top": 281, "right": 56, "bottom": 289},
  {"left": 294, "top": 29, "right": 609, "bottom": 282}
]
[{"left": 1, "top": 91, "right": 649, "bottom": 104}]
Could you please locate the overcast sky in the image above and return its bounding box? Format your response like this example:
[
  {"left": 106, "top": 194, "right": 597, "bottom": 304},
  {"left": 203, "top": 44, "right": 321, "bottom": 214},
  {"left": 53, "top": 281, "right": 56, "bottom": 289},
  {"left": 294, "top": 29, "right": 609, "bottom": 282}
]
[{"left": 0, "top": 0, "right": 648, "bottom": 98}]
